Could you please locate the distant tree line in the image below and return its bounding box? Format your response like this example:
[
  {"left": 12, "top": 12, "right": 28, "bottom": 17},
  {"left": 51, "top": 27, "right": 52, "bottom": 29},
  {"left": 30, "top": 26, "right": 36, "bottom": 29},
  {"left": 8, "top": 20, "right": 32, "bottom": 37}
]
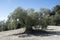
[{"left": 0, "top": 5, "right": 60, "bottom": 32}]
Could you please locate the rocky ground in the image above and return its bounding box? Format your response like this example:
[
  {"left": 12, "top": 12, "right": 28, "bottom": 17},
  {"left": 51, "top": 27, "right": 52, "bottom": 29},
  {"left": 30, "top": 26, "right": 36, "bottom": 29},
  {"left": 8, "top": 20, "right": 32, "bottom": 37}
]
[{"left": 0, "top": 26, "right": 60, "bottom": 40}]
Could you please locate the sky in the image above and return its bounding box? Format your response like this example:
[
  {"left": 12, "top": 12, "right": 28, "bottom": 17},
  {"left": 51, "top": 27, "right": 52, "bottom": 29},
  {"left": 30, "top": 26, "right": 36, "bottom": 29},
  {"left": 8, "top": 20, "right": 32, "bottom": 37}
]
[{"left": 0, "top": 0, "right": 60, "bottom": 21}]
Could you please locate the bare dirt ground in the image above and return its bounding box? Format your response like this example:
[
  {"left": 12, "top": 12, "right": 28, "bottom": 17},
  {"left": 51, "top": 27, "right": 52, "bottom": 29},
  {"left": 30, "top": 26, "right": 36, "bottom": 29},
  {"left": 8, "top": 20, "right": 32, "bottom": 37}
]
[{"left": 0, "top": 26, "right": 60, "bottom": 40}]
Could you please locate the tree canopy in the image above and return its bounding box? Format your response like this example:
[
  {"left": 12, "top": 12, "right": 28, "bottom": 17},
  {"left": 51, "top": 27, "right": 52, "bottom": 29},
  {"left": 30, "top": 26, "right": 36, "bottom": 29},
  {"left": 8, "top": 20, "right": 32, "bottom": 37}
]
[{"left": 0, "top": 5, "right": 60, "bottom": 32}]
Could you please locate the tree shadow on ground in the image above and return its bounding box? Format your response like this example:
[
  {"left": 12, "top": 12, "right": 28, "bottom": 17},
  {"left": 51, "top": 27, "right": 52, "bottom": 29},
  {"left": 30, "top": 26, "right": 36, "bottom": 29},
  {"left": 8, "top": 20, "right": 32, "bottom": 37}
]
[{"left": 12, "top": 29, "right": 60, "bottom": 37}]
